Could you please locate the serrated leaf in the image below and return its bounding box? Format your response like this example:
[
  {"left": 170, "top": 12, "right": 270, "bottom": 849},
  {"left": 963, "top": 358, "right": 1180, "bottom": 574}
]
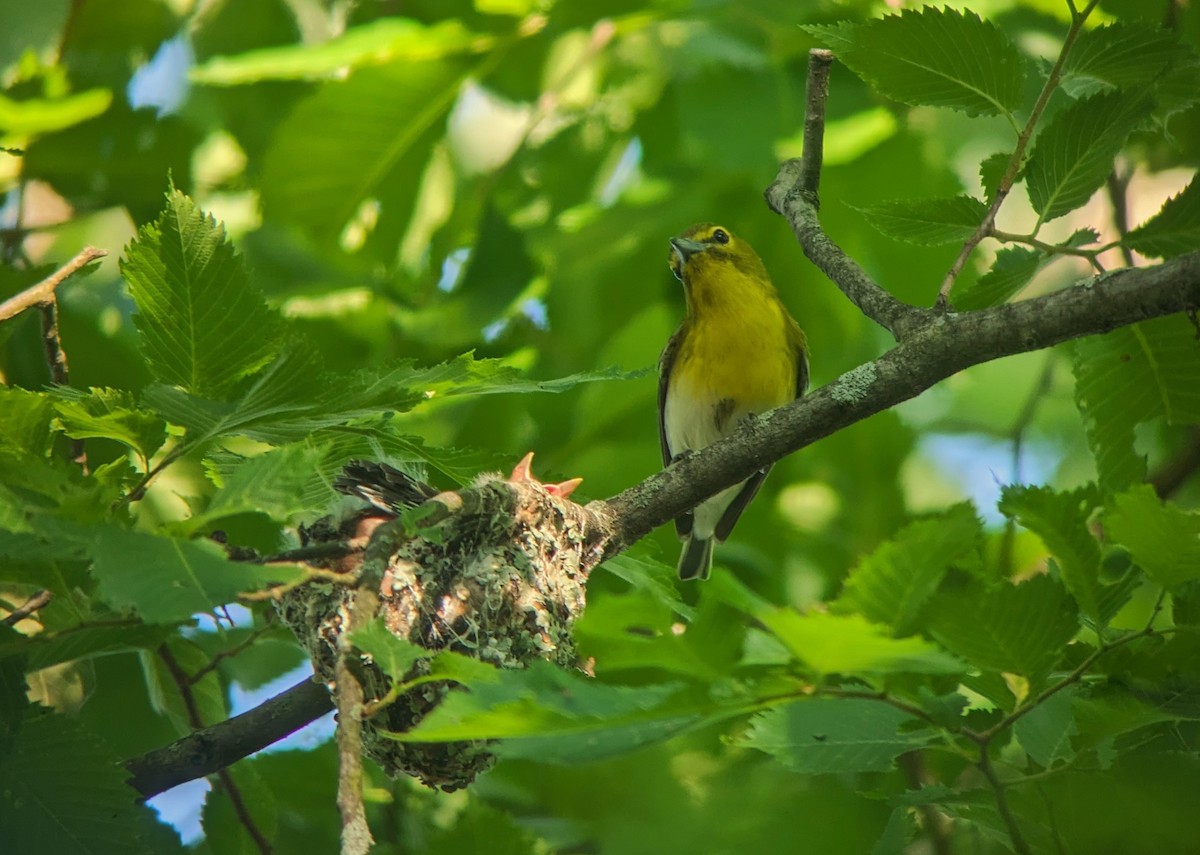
[
  {"left": 1064, "top": 23, "right": 1186, "bottom": 90},
  {"left": 1073, "top": 315, "right": 1200, "bottom": 490},
  {"left": 804, "top": 8, "right": 1023, "bottom": 117},
  {"left": 712, "top": 572, "right": 962, "bottom": 675},
  {"left": 187, "top": 442, "right": 326, "bottom": 531},
  {"left": 926, "top": 574, "right": 1078, "bottom": 681},
  {"left": 0, "top": 387, "right": 54, "bottom": 457},
  {"left": 0, "top": 708, "right": 181, "bottom": 855},
  {"left": 835, "top": 504, "right": 982, "bottom": 635},
  {"left": 952, "top": 245, "right": 1045, "bottom": 310},
  {"left": 51, "top": 387, "right": 166, "bottom": 463},
  {"left": 1126, "top": 178, "right": 1200, "bottom": 258},
  {"left": 6, "top": 623, "right": 176, "bottom": 672},
  {"left": 1106, "top": 485, "right": 1200, "bottom": 586},
  {"left": 191, "top": 18, "right": 484, "bottom": 84},
  {"left": 87, "top": 525, "right": 303, "bottom": 622},
  {"left": 121, "top": 189, "right": 283, "bottom": 398},
  {"left": 389, "top": 660, "right": 720, "bottom": 763},
  {"left": 999, "top": 485, "right": 1104, "bottom": 622},
  {"left": 348, "top": 618, "right": 429, "bottom": 681},
  {"left": 260, "top": 60, "right": 467, "bottom": 244},
  {"left": 1014, "top": 685, "right": 1078, "bottom": 767},
  {"left": 979, "top": 151, "right": 1012, "bottom": 202},
  {"left": 856, "top": 195, "right": 987, "bottom": 246},
  {"left": 1025, "top": 89, "right": 1155, "bottom": 223},
  {"left": 145, "top": 345, "right": 637, "bottom": 448},
  {"left": 741, "top": 698, "right": 930, "bottom": 774}
]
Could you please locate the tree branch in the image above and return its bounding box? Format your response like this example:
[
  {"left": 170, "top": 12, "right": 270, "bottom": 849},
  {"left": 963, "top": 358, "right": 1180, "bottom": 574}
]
[
  {"left": 598, "top": 250, "right": 1200, "bottom": 552},
  {"left": 124, "top": 677, "right": 333, "bottom": 799}
]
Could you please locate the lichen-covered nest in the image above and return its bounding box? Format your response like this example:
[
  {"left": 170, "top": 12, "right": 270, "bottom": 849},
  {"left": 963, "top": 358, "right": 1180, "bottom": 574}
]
[{"left": 275, "top": 463, "right": 603, "bottom": 790}]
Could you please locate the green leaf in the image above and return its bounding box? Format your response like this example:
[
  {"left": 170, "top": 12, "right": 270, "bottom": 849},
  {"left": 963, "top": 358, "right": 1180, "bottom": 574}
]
[
  {"left": 0, "top": 387, "right": 54, "bottom": 457},
  {"left": 1126, "top": 178, "right": 1200, "bottom": 259},
  {"left": 1025, "top": 89, "right": 1155, "bottom": 223},
  {"left": 855, "top": 195, "right": 987, "bottom": 246},
  {"left": 713, "top": 574, "right": 962, "bottom": 676},
  {"left": 925, "top": 574, "right": 1078, "bottom": 681},
  {"left": 188, "top": 442, "right": 326, "bottom": 531},
  {"left": 121, "top": 189, "right": 283, "bottom": 398},
  {"left": 952, "top": 245, "right": 1045, "bottom": 310},
  {"left": 428, "top": 799, "right": 548, "bottom": 855},
  {"left": 0, "top": 708, "right": 181, "bottom": 855},
  {"left": 0, "top": 87, "right": 112, "bottom": 135},
  {"left": 979, "top": 151, "right": 1012, "bottom": 202},
  {"left": 390, "top": 660, "right": 719, "bottom": 763},
  {"left": 1106, "top": 485, "right": 1200, "bottom": 586},
  {"left": 803, "top": 8, "right": 1023, "bottom": 117},
  {"left": 1014, "top": 685, "right": 1077, "bottom": 768},
  {"left": 1073, "top": 315, "right": 1200, "bottom": 490},
  {"left": 834, "top": 504, "right": 982, "bottom": 635},
  {"left": 1064, "top": 23, "right": 1187, "bottom": 90},
  {"left": 260, "top": 60, "right": 467, "bottom": 244},
  {"left": 51, "top": 387, "right": 166, "bottom": 463},
  {"left": 191, "top": 18, "right": 484, "bottom": 84},
  {"left": 0, "top": 623, "right": 176, "bottom": 672},
  {"left": 999, "top": 485, "right": 1104, "bottom": 622},
  {"left": 88, "top": 525, "right": 302, "bottom": 623},
  {"left": 348, "top": 617, "right": 429, "bottom": 681},
  {"left": 741, "top": 698, "right": 930, "bottom": 774}
]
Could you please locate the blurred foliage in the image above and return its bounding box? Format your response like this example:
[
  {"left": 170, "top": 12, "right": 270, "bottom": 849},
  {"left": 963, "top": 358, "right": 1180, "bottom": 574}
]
[{"left": 2, "top": 0, "right": 1199, "bottom": 853}]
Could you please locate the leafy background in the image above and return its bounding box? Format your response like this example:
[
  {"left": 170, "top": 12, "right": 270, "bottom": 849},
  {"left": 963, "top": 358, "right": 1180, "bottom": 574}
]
[{"left": 1, "top": 0, "right": 1199, "bottom": 853}]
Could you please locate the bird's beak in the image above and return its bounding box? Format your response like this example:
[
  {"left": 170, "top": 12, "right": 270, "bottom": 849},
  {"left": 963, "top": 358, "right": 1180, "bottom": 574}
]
[{"left": 669, "top": 236, "right": 706, "bottom": 267}]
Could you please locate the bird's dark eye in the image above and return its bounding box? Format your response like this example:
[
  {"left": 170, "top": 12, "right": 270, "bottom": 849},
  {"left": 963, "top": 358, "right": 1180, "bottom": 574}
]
[{"left": 711, "top": 228, "right": 730, "bottom": 245}]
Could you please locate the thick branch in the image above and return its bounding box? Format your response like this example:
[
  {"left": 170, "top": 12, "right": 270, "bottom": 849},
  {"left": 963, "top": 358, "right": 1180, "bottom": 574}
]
[
  {"left": 597, "top": 250, "right": 1200, "bottom": 551},
  {"left": 124, "top": 677, "right": 333, "bottom": 799}
]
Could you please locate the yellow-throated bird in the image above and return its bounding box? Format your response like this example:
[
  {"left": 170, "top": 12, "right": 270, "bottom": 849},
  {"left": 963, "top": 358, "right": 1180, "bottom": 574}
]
[{"left": 659, "top": 223, "right": 808, "bottom": 580}]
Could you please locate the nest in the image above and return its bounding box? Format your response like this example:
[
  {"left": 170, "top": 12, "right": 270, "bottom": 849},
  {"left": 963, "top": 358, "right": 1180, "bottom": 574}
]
[{"left": 275, "top": 464, "right": 602, "bottom": 790}]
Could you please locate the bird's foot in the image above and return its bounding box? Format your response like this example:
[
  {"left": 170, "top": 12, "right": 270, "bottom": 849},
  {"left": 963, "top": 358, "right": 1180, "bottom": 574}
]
[{"left": 509, "top": 451, "right": 583, "bottom": 499}]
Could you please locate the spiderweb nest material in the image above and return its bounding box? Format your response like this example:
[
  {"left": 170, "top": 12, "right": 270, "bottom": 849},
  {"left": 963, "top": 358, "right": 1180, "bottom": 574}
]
[{"left": 275, "top": 462, "right": 604, "bottom": 791}]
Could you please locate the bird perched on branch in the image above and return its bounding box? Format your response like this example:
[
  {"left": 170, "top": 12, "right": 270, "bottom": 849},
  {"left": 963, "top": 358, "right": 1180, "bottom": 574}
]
[{"left": 659, "top": 223, "right": 808, "bottom": 580}]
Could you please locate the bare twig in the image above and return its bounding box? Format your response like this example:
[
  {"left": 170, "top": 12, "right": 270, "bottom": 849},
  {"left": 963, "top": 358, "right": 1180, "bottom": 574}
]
[
  {"left": 1106, "top": 169, "right": 1137, "bottom": 267},
  {"left": 158, "top": 645, "right": 274, "bottom": 854},
  {"left": 187, "top": 625, "right": 272, "bottom": 686},
  {"left": 978, "top": 747, "right": 1033, "bottom": 855},
  {"left": 1150, "top": 427, "right": 1200, "bottom": 499},
  {"left": 0, "top": 245, "right": 106, "bottom": 322},
  {"left": 765, "top": 51, "right": 927, "bottom": 340},
  {"left": 936, "top": 0, "right": 1102, "bottom": 306},
  {"left": 1, "top": 589, "right": 53, "bottom": 626}
]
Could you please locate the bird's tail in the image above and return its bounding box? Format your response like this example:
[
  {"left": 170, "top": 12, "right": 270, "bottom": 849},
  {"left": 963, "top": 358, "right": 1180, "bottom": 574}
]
[{"left": 677, "top": 536, "right": 713, "bottom": 581}]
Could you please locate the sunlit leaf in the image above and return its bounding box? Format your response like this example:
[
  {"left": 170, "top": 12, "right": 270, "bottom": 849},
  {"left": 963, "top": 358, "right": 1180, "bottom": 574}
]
[
  {"left": 192, "top": 18, "right": 485, "bottom": 84},
  {"left": 121, "top": 190, "right": 284, "bottom": 398},
  {"left": 0, "top": 88, "right": 112, "bottom": 135},
  {"left": 804, "top": 8, "right": 1024, "bottom": 117},
  {"left": 51, "top": 387, "right": 166, "bottom": 463}
]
